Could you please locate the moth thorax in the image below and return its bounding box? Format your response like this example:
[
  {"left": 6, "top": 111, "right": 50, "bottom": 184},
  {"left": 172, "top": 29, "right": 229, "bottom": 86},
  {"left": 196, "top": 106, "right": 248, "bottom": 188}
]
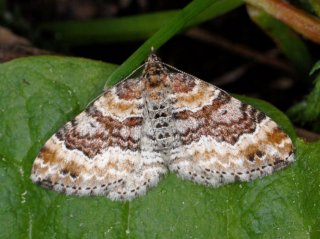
[{"left": 148, "top": 74, "right": 161, "bottom": 87}]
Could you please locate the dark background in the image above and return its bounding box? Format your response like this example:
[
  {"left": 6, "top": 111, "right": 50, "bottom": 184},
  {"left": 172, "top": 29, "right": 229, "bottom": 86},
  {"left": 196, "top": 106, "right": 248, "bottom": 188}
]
[{"left": 2, "top": 0, "right": 320, "bottom": 115}]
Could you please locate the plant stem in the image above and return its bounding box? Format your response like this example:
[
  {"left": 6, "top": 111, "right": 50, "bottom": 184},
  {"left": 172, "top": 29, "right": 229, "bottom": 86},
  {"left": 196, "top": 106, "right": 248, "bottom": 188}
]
[{"left": 245, "top": 0, "right": 320, "bottom": 44}]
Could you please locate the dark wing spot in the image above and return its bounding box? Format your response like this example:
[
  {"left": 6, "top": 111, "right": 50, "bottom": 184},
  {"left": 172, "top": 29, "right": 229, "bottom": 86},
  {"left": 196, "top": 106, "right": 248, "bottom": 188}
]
[
  {"left": 40, "top": 179, "right": 53, "bottom": 189},
  {"left": 256, "top": 150, "right": 264, "bottom": 158},
  {"left": 60, "top": 169, "right": 68, "bottom": 175},
  {"left": 248, "top": 154, "right": 255, "bottom": 162},
  {"left": 257, "top": 112, "right": 266, "bottom": 122}
]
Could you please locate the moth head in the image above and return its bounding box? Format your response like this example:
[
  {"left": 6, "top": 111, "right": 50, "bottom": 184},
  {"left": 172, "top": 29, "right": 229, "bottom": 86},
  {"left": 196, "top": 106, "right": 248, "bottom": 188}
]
[{"left": 146, "top": 52, "right": 162, "bottom": 64}]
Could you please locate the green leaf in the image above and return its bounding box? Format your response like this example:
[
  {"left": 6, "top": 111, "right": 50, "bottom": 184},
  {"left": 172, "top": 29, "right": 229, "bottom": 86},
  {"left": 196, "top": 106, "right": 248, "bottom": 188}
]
[
  {"left": 1, "top": 56, "right": 319, "bottom": 239},
  {"left": 247, "top": 5, "right": 313, "bottom": 74},
  {"left": 288, "top": 60, "right": 320, "bottom": 131}
]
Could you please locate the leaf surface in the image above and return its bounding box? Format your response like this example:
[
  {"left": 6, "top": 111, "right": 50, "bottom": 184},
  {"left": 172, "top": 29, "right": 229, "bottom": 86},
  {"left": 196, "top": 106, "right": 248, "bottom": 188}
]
[
  {"left": 0, "top": 56, "right": 319, "bottom": 239},
  {"left": 288, "top": 61, "right": 320, "bottom": 131}
]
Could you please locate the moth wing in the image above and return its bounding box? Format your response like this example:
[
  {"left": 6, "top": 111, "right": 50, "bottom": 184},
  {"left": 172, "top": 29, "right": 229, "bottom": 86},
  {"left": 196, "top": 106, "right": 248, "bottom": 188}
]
[
  {"left": 31, "top": 78, "right": 167, "bottom": 200},
  {"left": 168, "top": 72, "right": 294, "bottom": 186}
]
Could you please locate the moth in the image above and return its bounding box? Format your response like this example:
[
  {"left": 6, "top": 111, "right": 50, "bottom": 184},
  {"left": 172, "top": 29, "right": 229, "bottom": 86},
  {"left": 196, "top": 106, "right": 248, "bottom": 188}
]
[{"left": 31, "top": 53, "right": 294, "bottom": 200}]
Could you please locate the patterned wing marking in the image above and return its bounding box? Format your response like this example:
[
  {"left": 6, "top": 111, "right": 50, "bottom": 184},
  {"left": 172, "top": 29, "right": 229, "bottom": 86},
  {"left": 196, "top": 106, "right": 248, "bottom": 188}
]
[{"left": 169, "top": 73, "right": 294, "bottom": 186}]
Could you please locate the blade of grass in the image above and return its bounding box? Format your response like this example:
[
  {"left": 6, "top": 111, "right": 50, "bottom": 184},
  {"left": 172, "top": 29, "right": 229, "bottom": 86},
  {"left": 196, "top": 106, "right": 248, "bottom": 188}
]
[
  {"left": 40, "top": 11, "right": 178, "bottom": 45},
  {"left": 39, "top": 0, "right": 243, "bottom": 47},
  {"left": 106, "top": 0, "right": 243, "bottom": 87},
  {"left": 39, "top": 0, "right": 243, "bottom": 46},
  {"left": 247, "top": 5, "right": 313, "bottom": 74},
  {"left": 245, "top": 0, "right": 320, "bottom": 44}
]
